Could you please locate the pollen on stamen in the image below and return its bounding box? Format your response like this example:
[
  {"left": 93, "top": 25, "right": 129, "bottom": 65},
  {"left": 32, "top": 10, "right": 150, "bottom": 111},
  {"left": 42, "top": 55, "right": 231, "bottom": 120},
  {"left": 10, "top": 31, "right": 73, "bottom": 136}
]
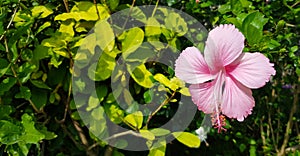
[{"left": 211, "top": 111, "right": 227, "bottom": 133}]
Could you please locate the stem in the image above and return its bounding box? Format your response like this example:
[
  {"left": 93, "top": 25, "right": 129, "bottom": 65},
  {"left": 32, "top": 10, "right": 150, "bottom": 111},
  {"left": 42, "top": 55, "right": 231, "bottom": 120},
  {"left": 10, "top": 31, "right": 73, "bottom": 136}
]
[
  {"left": 260, "top": 117, "right": 267, "bottom": 148},
  {"left": 151, "top": 0, "right": 160, "bottom": 17},
  {"left": 122, "top": 0, "right": 136, "bottom": 29},
  {"left": 63, "top": 0, "right": 70, "bottom": 13},
  {"left": 278, "top": 79, "right": 300, "bottom": 156},
  {"left": 0, "top": 0, "right": 21, "bottom": 41},
  {"left": 104, "top": 130, "right": 144, "bottom": 141},
  {"left": 93, "top": 0, "right": 100, "bottom": 20},
  {"left": 4, "top": 38, "right": 43, "bottom": 114},
  {"left": 145, "top": 91, "right": 176, "bottom": 128},
  {"left": 104, "top": 145, "right": 114, "bottom": 156}
]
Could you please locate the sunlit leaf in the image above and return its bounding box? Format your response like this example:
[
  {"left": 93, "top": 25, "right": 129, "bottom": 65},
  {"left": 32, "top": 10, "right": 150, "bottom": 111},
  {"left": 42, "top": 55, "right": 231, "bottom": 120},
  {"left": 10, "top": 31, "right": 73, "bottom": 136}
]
[
  {"left": 124, "top": 111, "right": 143, "bottom": 129},
  {"left": 242, "top": 11, "right": 268, "bottom": 45},
  {"left": 20, "top": 114, "right": 45, "bottom": 144},
  {"left": 172, "top": 132, "right": 200, "bottom": 148},
  {"left": 127, "top": 63, "right": 153, "bottom": 88}
]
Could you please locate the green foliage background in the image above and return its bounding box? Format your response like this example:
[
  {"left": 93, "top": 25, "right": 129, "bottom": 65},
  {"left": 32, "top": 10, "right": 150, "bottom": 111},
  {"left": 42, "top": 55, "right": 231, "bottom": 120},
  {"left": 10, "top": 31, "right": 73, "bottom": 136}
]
[{"left": 0, "top": 0, "right": 299, "bottom": 155}]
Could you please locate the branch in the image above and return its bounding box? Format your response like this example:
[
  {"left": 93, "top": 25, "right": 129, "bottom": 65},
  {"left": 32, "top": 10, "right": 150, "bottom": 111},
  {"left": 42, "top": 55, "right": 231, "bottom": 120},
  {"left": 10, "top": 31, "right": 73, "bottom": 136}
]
[
  {"left": 93, "top": 0, "right": 100, "bottom": 20},
  {"left": 278, "top": 79, "right": 300, "bottom": 156},
  {"left": 0, "top": 0, "right": 21, "bottom": 41},
  {"left": 145, "top": 91, "right": 176, "bottom": 128},
  {"left": 285, "top": 145, "right": 300, "bottom": 154},
  {"left": 104, "top": 130, "right": 144, "bottom": 141},
  {"left": 62, "top": 0, "right": 70, "bottom": 13}
]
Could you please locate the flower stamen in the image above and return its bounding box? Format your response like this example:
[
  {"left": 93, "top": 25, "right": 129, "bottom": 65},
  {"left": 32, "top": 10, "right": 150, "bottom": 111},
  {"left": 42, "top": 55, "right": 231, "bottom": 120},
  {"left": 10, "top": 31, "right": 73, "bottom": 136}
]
[{"left": 211, "top": 107, "right": 227, "bottom": 133}]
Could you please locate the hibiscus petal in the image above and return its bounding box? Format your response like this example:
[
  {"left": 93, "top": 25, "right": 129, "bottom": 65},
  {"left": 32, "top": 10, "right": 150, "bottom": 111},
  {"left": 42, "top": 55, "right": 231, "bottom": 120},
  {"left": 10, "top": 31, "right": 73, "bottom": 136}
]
[
  {"left": 204, "top": 24, "right": 245, "bottom": 72},
  {"left": 189, "top": 71, "right": 224, "bottom": 114},
  {"left": 175, "top": 47, "right": 213, "bottom": 84},
  {"left": 189, "top": 82, "right": 215, "bottom": 114},
  {"left": 226, "top": 52, "right": 276, "bottom": 89},
  {"left": 221, "top": 77, "right": 255, "bottom": 121}
]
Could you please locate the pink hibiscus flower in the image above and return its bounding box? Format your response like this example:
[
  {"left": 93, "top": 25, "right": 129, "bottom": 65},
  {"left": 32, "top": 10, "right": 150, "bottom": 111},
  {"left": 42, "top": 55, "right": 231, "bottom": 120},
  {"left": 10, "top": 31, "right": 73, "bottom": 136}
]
[{"left": 175, "top": 24, "right": 276, "bottom": 132}]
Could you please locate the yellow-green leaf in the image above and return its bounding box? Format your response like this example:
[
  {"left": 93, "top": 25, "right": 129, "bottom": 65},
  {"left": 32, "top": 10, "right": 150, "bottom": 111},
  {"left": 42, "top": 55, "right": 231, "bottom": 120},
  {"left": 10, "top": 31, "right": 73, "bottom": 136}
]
[
  {"left": 154, "top": 73, "right": 178, "bottom": 91},
  {"left": 140, "top": 130, "right": 155, "bottom": 140},
  {"left": 145, "top": 17, "right": 161, "bottom": 36},
  {"left": 121, "top": 27, "right": 144, "bottom": 55},
  {"left": 31, "top": 5, "right": 53, "bottom": 18},
  {"left": 150, "top": 128, "right": 170, "bottom": 136},
  {"left": 127, "top": 64, "right": 153, "bottom": 88},
  {"left": 172, "top": 132, "right": 200, "bottom": 148},
  {"left": 94, "top": 20, "right": 115, "bottom": 52},
  {"left": 148, "top": 138, "right": 166, "bottom": 156},
  {"left": 124, "top": 111, "right": 143, "bottom": 129}
]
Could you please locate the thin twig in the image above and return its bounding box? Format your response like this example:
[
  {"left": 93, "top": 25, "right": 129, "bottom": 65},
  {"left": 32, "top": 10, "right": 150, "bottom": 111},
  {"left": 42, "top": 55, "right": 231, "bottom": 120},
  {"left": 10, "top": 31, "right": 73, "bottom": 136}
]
[
  {"left": 63, "top": 0, "right": 70, "bottom": 13},
  {"left": 260, "top": 117, "right": 267, "bottom": 148},
  {"left": 0, "top": 0, "right": 21, "bottom": 41},
  {"left": 145, "top": 91, "right": 176, "bottom": 128},
  {"left": 291, "top": 1, "right": 300, "bottom": 8},
  {"left": 151, "top": 0, "right": 160, "bottom": 17},
  {"left": 4, "top": 38, "right": 43, "bottom": 114},
  {"left": 122, "top": 0, "right": 136, "bottom": 29},
  {"left": 268, "top": 89, "right": 278, "bottom": 152},
  {"left": 72, "top": 120, "right": 89, "bottom": 146},
  {"left": 104, "top": 130, "right": 144, "bottom": 141},
  {"left": 278, "top": 80, "right": 300, "bottom": 156},
  {"left": 104, "top": 145, "right": 114, "bottom": 156},
  {"left": 93, "top": 0, "right": 100, "bottom": 20},
  {"left": 60, "top": 123, "right": 86, "bottom": 150}
]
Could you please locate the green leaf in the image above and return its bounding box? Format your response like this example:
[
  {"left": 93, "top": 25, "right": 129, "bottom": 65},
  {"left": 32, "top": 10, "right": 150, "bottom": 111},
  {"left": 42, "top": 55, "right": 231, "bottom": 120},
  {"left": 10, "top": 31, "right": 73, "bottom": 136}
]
[
  {"left": 0, "top": 77, "right": 17, "bottom": 96},
  {"left": 143, "top": 89, "right": 154, "bottom": 103},
  {"left": 124, "top": 111, "right": 143, "bottom": 129},
  {"left": 20, "top": 114, "right": 45, "bottom": 144},
  {"left": 0, "top": 105, "right": 13, "bottom": 120},
  {"left": 38, "top": 127, "right": 57, "bottom": 140},
  {"left": 148, "top": 138, "right": 166, "bottom": 156},
  {"left": 140, "top": 130, "right": 155, "bottom": 140},
  {"left": 267, "top": 39, "right": 281, "bottom": 50},
  {"left": 104, "top": 102, "right": 124, "bottom": 124},
  {"left": 91, "top": 106, "right": 105, "bottom": 120},
  {"left": 96, "top": 84, "right": 108, "bottom": 102},
  {"left": 128, "top": 7, "right": 147, "bottom": 23},
  {"left": 0, "top": 120, "right": 22, "bottom": 144},
  {"left": 123, "top": 88, "right": 134, "bottom": 105},
  {"left": 36, "top": 21, "right": 51, "bottom": 35},
  {"left": 0, "top": 58, "right": 10, "bottom": 78},
  {"left": 154, "top": 73, "right": 178, "bottom": 91},
  {"left": 242, "top": 12, "right": 268, "bottom": 45},
  {"left": 18, "top": 141, "right": 30, "bottom": 156},
  {"left": 179, "top": 87, "right": 190, "bottom": 96},
  {"left": 88, "top": 51, "right": 116, "bottom": 81},
  {"left": 94, "top": 20, "right": 115, "bottom": 52},
  {"left": 31, "top": 88, "right": 48, "bottom": 110},
  {"left": 164, "top": 12, "right": 187, "bottom": 37},
  {"left": 149, "top": 128, "right": 170, "bottom": 136},
  {"left": 145, "top": 17, "right": 161, "bottom": 36},
  {"left": 58, "top": 20, "right": 75, "bottom": 39},
  {"left": 127, "top": 63, "right": 153, "bottom": 88},
  {"left": 17, "top": 62, "right": 36, "bottom": 83},
  {"left": 123, "top": 43, "right": 156, "bottom": 63},
  {"left": 121, "top": 27, "right": 144, "bottom": 55},
  {"left": 218, "top": 3, "right": 231, "bottom": 14},
  {"left": 30, "top": 80, "right": 52, "bottom": 90},
  {"left": 33, "top": 45, "right": 50, "bottom": 61},
  {"left": 87, "top": 91, "right": 100, "bottom": 111},
  {"left": 107, "top": 0, "right": 119, "bottom": 11},
  {"left": 172, "top": 132, "right": 200, "bottom": 148},
  {"left": 31, "top": 5, "right": 53, "bottom": 18},
  {"left": 15, "top": 86, "right": 31, "bottom": 100}
]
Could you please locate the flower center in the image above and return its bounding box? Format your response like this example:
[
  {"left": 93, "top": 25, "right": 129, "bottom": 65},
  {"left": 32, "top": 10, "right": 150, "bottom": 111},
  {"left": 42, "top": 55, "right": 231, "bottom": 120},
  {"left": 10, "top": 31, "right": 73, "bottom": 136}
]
[{"left": 211, "top": 106, "right": 226, "bottom": 133}]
